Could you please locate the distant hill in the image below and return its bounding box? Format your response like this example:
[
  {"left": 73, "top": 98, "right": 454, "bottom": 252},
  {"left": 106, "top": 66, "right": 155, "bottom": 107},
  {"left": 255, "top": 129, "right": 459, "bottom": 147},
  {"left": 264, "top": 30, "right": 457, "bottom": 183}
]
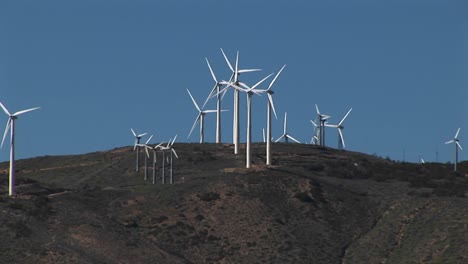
[{"left": 0, "top": 143, "right": 467, "bottom": 264}]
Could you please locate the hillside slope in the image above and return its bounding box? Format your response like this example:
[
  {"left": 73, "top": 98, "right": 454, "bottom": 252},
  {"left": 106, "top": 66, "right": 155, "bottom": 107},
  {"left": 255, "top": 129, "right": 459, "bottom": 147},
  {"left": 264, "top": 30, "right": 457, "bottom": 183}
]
[{"left": 0, "top": 143, "right": 467, "bottom": 263}]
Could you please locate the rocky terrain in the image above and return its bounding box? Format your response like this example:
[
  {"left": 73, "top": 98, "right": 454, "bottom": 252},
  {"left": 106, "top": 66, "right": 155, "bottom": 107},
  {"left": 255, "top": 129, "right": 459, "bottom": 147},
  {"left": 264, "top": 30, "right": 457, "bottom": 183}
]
[{"left": 0, "top": 143, "right": 467, "bottom": 263}]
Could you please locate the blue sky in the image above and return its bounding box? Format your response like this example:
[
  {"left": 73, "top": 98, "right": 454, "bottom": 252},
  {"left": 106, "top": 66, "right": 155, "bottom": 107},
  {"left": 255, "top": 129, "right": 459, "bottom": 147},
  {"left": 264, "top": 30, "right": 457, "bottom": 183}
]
[{"left": 0, "top": 0, "right": 466, "bottom": 163}]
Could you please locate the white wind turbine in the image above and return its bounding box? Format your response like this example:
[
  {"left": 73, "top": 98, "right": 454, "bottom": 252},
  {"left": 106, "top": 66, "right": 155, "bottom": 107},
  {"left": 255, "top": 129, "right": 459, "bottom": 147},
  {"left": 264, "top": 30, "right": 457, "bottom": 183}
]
[
  {"left": 150, "top": 141, "right": 165, "bottom": 184},
  {"left": 131, "top": 128, "right": 147, "bottom": 172},
  {"left": 187, "top": 89, "right": 227, "bottom": 143},
  {"left": 309, "top": 120, "right": 319, "bottom": 145},
  {"left": 137, "top": 135, "right": 153, "bottom": 181},
  {"left": 325, "top": 108, "right": 352, "bottom": 149},
  {"left": 275, "top": 112, "right": 301, "bottom": 144},
  {"left": 159, "top": 136, "right": 179, "bottom": 184},
  {"left": 257, "top": 65, "right": 286, "bottom": 165},
  {"left": 445, "top": 128, "right": 463, "bottom": 171},
  {"left": 202, "top": 58, "right": 224, "bottom": 144},
  {"left": 0, "top": 101, "right": 40, "bottom": 196},
  {"left": 315, "top": 104, "right": 331, "bottom": 146},
  {"left": 220, "top": 48, "right": 261, "bottom": 154},
  {"left": 227, "top": 73, "right": 273, "bottom": 168}
]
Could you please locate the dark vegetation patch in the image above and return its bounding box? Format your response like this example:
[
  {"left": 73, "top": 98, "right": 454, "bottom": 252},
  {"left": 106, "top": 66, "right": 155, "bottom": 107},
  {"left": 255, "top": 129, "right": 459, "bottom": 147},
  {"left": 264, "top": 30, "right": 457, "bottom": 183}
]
[{"left": 197, "top": 192, "right": 220, "bottom": 202}]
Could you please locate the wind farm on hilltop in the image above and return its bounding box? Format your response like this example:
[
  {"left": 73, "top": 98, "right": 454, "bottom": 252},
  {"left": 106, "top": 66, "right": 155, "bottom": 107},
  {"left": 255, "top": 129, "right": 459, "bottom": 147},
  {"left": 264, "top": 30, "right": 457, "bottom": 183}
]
[
  {"left": 0, "top": 2, "right": 467, "bottom": 263},
  {"left": 0, "top": 49, "right": 467, "bottom": 264},
  {"left": 0, "top": 47, "right": 466, "bottom": 193}
]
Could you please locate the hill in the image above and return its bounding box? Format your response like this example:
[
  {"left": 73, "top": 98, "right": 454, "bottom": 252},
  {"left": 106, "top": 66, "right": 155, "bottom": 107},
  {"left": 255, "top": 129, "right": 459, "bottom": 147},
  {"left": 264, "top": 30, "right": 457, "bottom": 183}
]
[{"left": 0, "top": 143, "right": 467, "bottom": 263}]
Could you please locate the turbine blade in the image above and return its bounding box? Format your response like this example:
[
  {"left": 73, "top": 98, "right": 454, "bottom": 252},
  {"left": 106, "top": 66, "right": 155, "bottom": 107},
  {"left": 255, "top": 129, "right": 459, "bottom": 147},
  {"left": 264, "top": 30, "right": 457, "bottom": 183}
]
[
  {"left": 235, "top": 51, "right": 239, "bottom": 80},
  {"left": 155, "top": 142, "right": 164, "bottom": 149},
  {"left": 338, "top": 128, "right": 345, "bottom": 148},
  {"left": 267, "top": 93, "right": 277, "bottom": 119},
  {"left": 133, "top": 138, "right": 138, "bottom": 150},
  {"left": 188, "top": 114, "right": 201, "bottom": 139},
  {"left": 310, "top": 120, "right": 318, "bottom": 127},
  {"left": 145, "top": 134, "right": 154, "bottom": 144},
  {"left": 268, "top": 64, "right": 286, "bottom": 90},
  {"left": 187, "top": 89, "right": 201, "bottom": 112},
  {"left": 287, "top": 135, "right": 301, "bottom": 144},
  {"left": 202, "top": 84, "right": 218, "bottom": 109},
  {"left": 221, "top": 87, "right": 229, "bottom": 101},
  {"left": 205, "top": 57, "right": 218, "bottom": 83},
  {"left": 1, "top": 119, "right": 12, "bottom": 148},
  {"left": 145, "top": 146, "right": 150, "bottom": 158},
  {"left": 239, "top": 82, "right": 250, "bottom": 90},
  {"left": 445, "top": 140, "right": 454, "bottom": 144},
  {"left": 131, "top": 128, "right": 137, "bottom": 137},
  {"left": 0, "top": 102, "right": 11, "bottom": 116},
  {"left": 339, "top": 108, "right": 352, "bottom": 126},
  {"left": 455, "top": 141, "right": 463, "bottom": 150},
  {"left": 172, "top": 148, "right": 179, "bottom": 159},
  {"left": 13, "top": 107, "right": 40, "bottom": 116},
  {"left": 251, "top": 73, "right": 273, "bottom": 90},
  {"left": 220, "top": 48, "right": 234, "bottom": 72},
  {"left": 315, "top": 104, "right": 320, "bottom": 114},
  {"left": 171, "top": 134, "right": 178, "bottom": 145},
  {"left": 204, "top": 110, "right": 218, "bottom": 113},
  {"left": 275, "top": 134, "right": 285, "bottom": 142},
  {"left": 138, "top": 133, "right": 147, "bottom": 137},
  {"left": 262, "top": 128, "right": 265, "bottom": 143},
  {"left": 455, "top": 128, "right": 461, "bottom": 139},
  {"left": 238, "top": 69, "right": 262, "bottom": 73}
]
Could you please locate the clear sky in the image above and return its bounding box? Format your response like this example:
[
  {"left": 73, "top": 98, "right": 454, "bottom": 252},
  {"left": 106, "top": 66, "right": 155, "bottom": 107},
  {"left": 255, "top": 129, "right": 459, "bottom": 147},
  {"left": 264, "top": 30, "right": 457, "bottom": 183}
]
[{"left": 0, "top": 0, "right": 466, "bottom": 163}]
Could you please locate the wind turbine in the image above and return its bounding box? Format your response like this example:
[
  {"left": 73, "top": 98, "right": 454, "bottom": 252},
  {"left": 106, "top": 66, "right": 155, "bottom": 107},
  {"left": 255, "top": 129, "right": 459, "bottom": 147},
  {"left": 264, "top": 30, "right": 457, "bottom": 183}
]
[
  {"left": 151, "top": 141, "right": 165, "bottom": 184},
  {"left": 202, "top": 58, "right": 224, "bottom": 144},
  {"left": 315, "top": 104, "right": 331, "bottom": 146},
  {"left": 220, "top": 48, "right": 261, "bottom": 154},
  {"left": 325, "top": 108, "right": 352, "bottom": 149},
  {"left": 167, "top": 136, "right": 179, "bottom": 184},
  {"left": 159, "top": 136, "right": 179, "bottom": 184},
  {"left": 131, "top": 128, "right": 147, "bottom": 172},
  {"left": 0, "top": 101, "right": 40, "bottom": 196},
  {"left": 257, "top": 65, "right": 286, "bottom": 165},
  {"left": 137, "top": 135, "right": 153, "bottom": 181},
  {"left": 309, "top": 120, "right": 319, "bottom": 145},
  {"left": 445, "top": 128, "right": 463, "bottom": 171},
  {"left": 187, "top": 89, "right": 226, "bottom": 143},
  {"left": 275, "top": 112, "right": 301, "bottom": 144},
  {"left": 228, "top": 74, "right": 273, "bottom": 168}
]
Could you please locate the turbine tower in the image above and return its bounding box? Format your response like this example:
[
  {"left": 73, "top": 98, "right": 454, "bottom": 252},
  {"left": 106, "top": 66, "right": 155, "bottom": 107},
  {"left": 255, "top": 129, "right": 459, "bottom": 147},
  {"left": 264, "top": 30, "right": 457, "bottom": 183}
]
[
  {"left": 445, "top": 128, "right": 463, "bottom": 171},
  {"left": 131, "top": 128, "right": 147, "bottom": 172},
  {"left": 187, "top": 89, "right": 226, "bottom": 143},
  {"left": 220, "top": 48, "right": 260, "bottom": 154},
  {"left": 0, "top": 101, "right": 40, "bottom": 196},
  {"left": 325, "top": 108, "right": 352, "bottom": 149},
  {"left": 275, "top": 112, "right": 301, "bottom": 144}
]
